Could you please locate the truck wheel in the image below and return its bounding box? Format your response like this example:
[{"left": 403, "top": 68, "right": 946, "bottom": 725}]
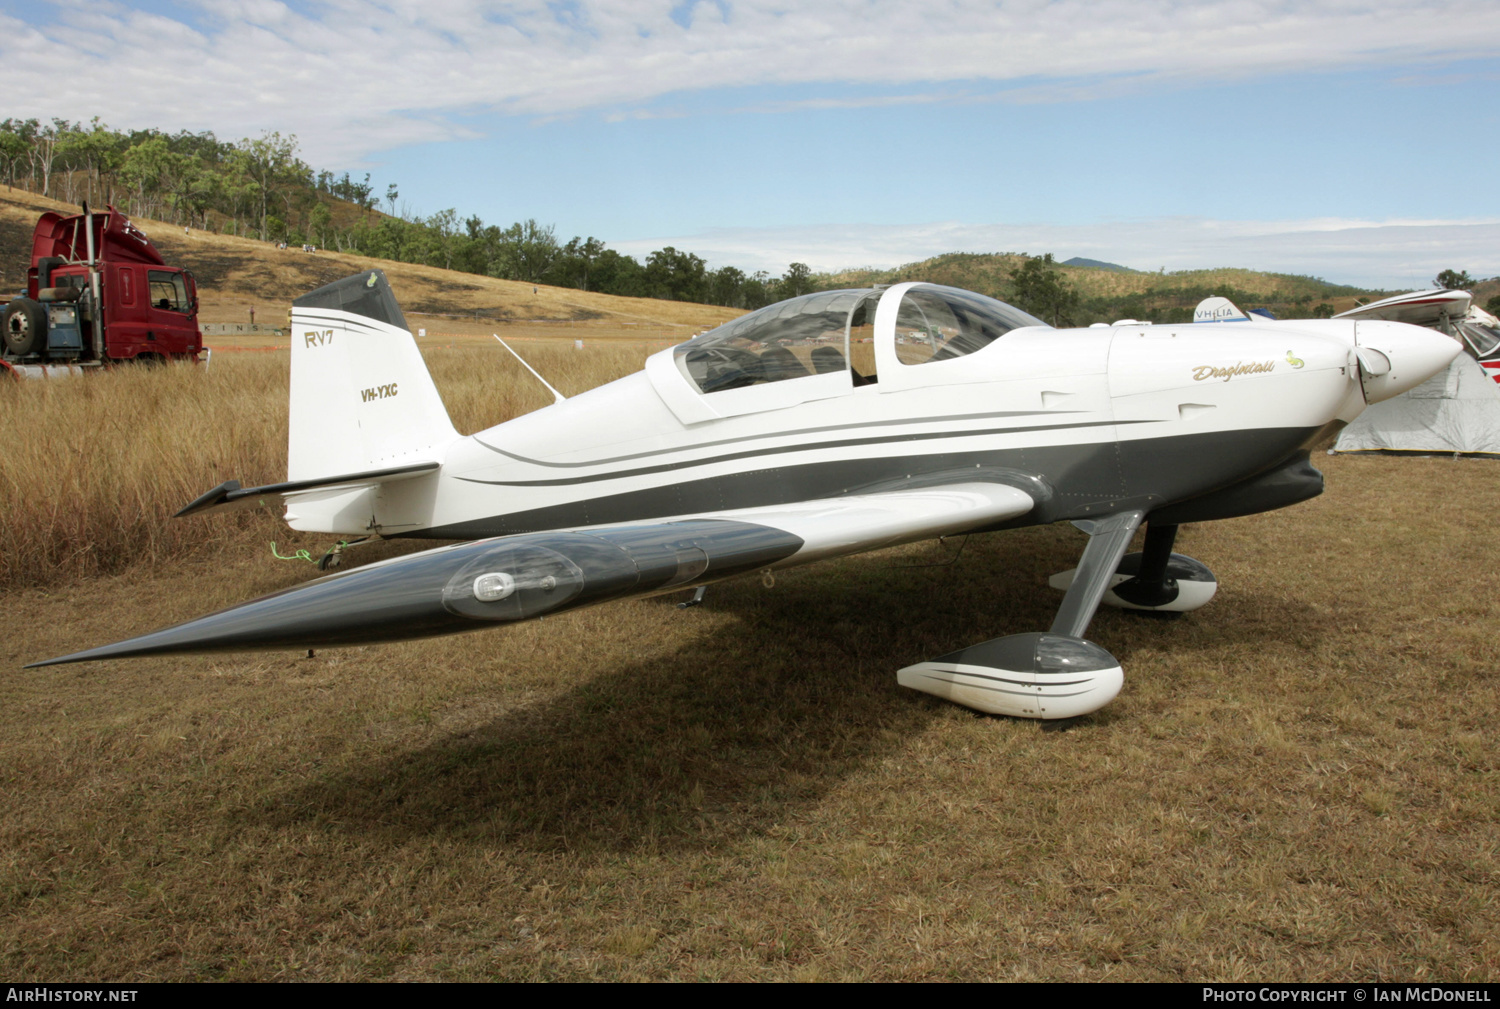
[{"left": 3, "top": 298, "right": 45, "bottom": 357}]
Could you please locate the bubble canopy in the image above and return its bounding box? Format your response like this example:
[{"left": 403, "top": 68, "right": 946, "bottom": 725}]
[{"left": 673, "top": 284, "right": 1047, "bottom": 395}]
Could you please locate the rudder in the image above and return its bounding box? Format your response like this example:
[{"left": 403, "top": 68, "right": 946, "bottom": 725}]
[{"left": 288, "top": 270, "right": 458, "bottom": 482}]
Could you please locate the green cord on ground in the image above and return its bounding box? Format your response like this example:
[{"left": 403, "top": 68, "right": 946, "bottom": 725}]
[{"left": 270, "top": 542, "right": 317, "bottom": 563}]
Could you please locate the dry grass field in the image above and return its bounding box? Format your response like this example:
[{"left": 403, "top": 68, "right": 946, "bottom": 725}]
[{"left": 2, "top": 340, "right": 1499, "bottom": 982}]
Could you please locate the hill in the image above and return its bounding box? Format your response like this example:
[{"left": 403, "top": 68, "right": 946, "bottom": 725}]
[
  {"left": 822, "top": 251, "right": 1382, "bottom": 324},
  {"left": 0, "top": 188, "right": 742, "bottom": 341},
  {"left": 1062, "top": 256, "right": 1136, "bottom": 272}
]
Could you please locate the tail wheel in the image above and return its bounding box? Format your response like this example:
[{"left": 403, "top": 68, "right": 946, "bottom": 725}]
[{"left": 3, "top": 298, "right": 46, "bottom": 357}]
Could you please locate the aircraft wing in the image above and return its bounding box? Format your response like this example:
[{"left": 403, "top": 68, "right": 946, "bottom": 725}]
[{"left": 30, "top": 481, "right": 1034, "bottom": 666}]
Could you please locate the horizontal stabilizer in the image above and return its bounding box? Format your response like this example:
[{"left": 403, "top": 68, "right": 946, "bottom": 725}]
[{"left": 174, "top": 461, "right": 440, "bottom": 517}]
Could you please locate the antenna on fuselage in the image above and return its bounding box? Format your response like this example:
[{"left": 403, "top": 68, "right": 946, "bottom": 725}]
[{"left": 493, "top": 334, "right": 566, "bottom": 404}]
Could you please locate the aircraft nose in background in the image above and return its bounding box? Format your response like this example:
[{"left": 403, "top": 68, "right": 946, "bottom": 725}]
[{"left": 1355, "top": 321, "right": 1462, "bottom": 403}]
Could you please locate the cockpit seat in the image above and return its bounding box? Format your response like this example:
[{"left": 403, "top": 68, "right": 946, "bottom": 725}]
[
  {"left": 809, "top": 346, "right": 847, "bottom": 374},
  {"left": 687, "top": 347, "right": 759, "bottom": 392},
  {"left": 757, "top": 346, "right": 810, "bottom": 382}
]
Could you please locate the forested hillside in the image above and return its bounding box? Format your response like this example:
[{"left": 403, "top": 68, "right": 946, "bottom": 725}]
[
  {"left": 7, "top": 116, "right": 1491, "bottom": 326},
  {"left": 0, "top": 187, "right": 743, "bottom": 337},
  {"left": 0, "top": 117, "right": 812, "bottom": 311}
]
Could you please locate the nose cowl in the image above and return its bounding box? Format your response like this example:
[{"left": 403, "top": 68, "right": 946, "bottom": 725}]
[{"left": 1356, "top": 321, "right": 1461, "bottom": 403}]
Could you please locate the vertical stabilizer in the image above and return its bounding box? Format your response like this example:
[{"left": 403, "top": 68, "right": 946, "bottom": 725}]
[{"left": 288, "top": 270, "right": 459, "bottom": 481}]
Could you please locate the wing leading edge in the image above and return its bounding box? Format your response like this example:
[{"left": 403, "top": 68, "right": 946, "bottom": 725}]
[
  {"left": 31, "top": 482, "right": 1034, "bottom": 666},
  {"left": 700, "top": 482, "right": 1034, "bottom": 566}
]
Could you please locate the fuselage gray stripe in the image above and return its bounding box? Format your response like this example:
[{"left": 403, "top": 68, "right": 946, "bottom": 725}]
[
  {"left": 473, "top": 408, "right": 1083, "bottom": 469},
  {"left": 460, "top": 419, "right": 1153, "bottom": 488}
]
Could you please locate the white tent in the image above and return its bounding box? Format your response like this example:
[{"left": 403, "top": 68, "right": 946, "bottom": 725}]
[
  {"left": 1322, "top": 289, "right": 1500, "bottom": 456},
  {"left": 1333, "top": 352, "right": 1500, "bottom": 456}
]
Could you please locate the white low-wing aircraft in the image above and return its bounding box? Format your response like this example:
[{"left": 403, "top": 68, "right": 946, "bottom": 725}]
[{"left": 30, "top": 272, "right": 1459, "bottom": 719}]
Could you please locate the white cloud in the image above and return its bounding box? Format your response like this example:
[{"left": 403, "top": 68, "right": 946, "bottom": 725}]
[
  {"left": 612, "top": 217, "right": 1500, "bottom": 289},
  {"left": 4, "top": 1, "right": 1499, "bottom": 165}
]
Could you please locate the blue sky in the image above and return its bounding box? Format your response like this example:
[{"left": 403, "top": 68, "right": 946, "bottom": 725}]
[{"left": 5, "top": 0, "right": 1498, "bottom": 286}]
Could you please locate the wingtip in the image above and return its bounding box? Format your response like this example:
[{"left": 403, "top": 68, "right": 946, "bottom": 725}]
[
  {"left": 26, "top": 650, "right": 104, "bottom": 669},
  {"left": 173, "top": 479, "right": 241, "bottom": 518},
  {"left": 24, "top": 638, "right": 172, "bottom": 668}
]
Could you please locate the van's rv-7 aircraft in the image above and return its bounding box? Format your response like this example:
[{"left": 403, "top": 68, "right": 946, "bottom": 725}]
[{"left": 31, "top": 272, "right": 1460, "bottom": 719}]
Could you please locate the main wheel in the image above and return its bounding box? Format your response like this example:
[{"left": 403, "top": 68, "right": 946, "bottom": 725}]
[{"left": 3, "top": 298, "right": 46, "bottom": 357}]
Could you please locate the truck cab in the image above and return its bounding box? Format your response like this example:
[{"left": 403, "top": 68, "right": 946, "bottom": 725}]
[{"left": 2, "top": 204, "right": 203, "bottom": 370}]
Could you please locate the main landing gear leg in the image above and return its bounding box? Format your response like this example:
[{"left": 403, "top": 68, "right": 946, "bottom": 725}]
[
  {"left": 1049, "top": 520, "right": 1218, "bottom": 612},
  {"left": 897, "top": 510, "right": 1143, "bottom": 720},
  {"left": 1114, "top": 522, "right": 1181, "bottom": 607}
]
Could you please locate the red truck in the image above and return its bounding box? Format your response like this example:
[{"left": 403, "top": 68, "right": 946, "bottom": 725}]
[{"left": 2, "top": 203, "right": 203, "bottom": 377}]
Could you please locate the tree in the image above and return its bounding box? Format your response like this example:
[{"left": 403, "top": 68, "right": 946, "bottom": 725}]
[
  {"left": 1487, "top": 296, "right": 1500, "bottom": 317},
  {"left": 741, "top": 271, "right": 775, "bottom": 309},
  {"left": 309, "top": 202, "right": 332, "bottom": 247},
  {"left": 495, "top": 219, "right": 560, "bottom": 282},
  {"left": 327, "top": 172, "right": 374, "bottom": 209},
  {"left": 552, "top": 236, "right": 606, "bottom": 290},
  {"left": 709, "top": 265, "right": 746, "bottom": 307},
  {"left": 1434, "top": 269, "right": 1477, "bottom": 291},
  {"left": 53, "top": 120, "right": 91, "bottom": 204},
  {"left": 644, "top": 246, "right": 707, "bottom": 302},
  {"left": 781, "top": 262, "right": 814, "bottom": 298},
  {"left": 426, "top": 208, "right": 460, "bottom": 270},
  {"left": 453, "top": 215, "right": 499, "bottom": 275},
  {"left": 33, "top": 119, "right": 69, "bottom": 198},
  {"left": 0, "top": 123, "right": 30, "bottom": 190},
  {"left": 591, "top": 249, "right": 645, "bottom": 297},
  {"left": 214, "top": 152, "right": 259, "bottom": 236},
  {"left": 119, "top": 135, "right": 174, "bottom": 218},
  {"left": 1007, "top": 253, "right": 1079, "bottom": 327},
  {"left": 1311, "top": 303, "right": 1335, "bottom": 319},
  {"left": 170, "top": 150, "right": 215, "bottom": 227},
  {"left": 72, "top": 119, "right": 125, "bottom": 207},
  {"left": 239, "top": 131, "right": 309, "bottom": 240}
]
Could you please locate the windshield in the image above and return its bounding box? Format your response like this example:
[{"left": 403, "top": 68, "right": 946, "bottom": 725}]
[
  {"left": 674, "top": 289, "right": 879, "bottom": 394},
  {"left": 1459, "top": 322, "right": 1500, "bottom": 359}
]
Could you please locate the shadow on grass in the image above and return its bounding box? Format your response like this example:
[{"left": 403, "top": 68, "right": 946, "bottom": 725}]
[
  {"left": 252, "top": 524, "right": 1327, "bottom": 854},
  {"left": 255, "top": 529, "right": 1095, "bottom": 855}
]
